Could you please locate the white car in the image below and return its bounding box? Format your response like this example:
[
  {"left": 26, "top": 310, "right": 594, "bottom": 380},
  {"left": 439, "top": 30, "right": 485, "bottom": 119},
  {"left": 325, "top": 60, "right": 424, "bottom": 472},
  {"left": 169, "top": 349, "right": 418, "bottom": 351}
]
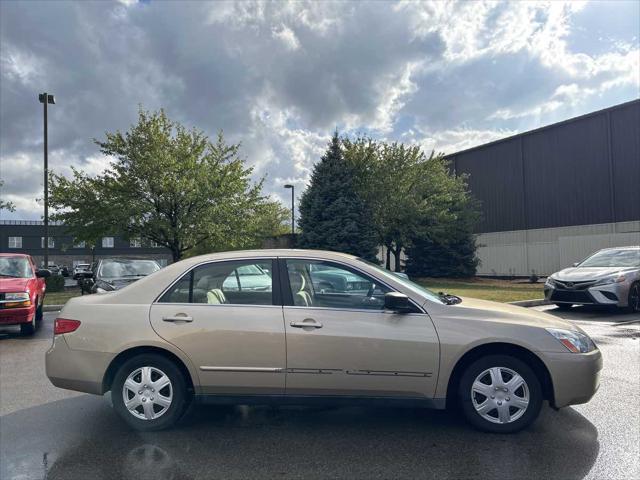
[{"left": 72, "top": 263, "right": 92, "bottom": 280}]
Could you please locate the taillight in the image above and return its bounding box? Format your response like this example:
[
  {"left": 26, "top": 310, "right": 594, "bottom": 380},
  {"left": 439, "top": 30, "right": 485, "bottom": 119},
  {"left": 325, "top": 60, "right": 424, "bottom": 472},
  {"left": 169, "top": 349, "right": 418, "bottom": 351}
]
[{"left": 54, "top": 318, "right": 81, "bottom": 335}]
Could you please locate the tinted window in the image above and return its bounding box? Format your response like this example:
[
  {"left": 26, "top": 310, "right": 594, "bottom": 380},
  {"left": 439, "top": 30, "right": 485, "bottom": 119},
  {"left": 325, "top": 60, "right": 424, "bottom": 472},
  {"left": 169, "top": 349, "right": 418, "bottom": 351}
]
[
  {"left": 159, "top": 260, "right": 274, "bottom": 306},
  {"left": 286, "top": 260, "right": 391, "bottom": 310},
  {"left": 579, "top": 249, "right": 640, "bottom": 268}
]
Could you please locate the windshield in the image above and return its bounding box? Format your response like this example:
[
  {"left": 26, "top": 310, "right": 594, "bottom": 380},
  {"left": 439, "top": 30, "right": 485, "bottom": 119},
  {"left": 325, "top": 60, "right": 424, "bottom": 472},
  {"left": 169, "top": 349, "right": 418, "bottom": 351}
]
[
  {"left": 98, "top": 259, "right": 160, "bottom": 279},
  {"left": 356, "top": 258, "right": 445, "bottom": 304},
  {"left": 0, "top": 257, "right": 33, "bottom": 278},
  {"left": 579, "top": 249, "right": 640, "bottom": 268}
]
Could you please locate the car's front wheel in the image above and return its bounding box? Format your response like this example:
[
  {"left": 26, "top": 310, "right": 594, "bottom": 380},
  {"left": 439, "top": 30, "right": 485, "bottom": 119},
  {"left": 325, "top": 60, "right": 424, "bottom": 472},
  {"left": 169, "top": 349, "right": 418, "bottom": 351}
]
[
  {"left": 112, "top": 354, "right": 188, "bottom": 431},
  {"left": 458, "top": 355, "right": 543, "bottom": 433}
]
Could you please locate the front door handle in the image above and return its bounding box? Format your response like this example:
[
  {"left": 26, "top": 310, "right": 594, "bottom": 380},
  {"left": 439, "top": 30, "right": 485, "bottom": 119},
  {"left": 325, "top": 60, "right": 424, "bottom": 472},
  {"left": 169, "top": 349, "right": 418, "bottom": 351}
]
[
  {"left": 163, "top": 314, "right": 193, "bottom": 323},
  {"left": 290, "top": 319, "right": 323, "bottom": 329}
]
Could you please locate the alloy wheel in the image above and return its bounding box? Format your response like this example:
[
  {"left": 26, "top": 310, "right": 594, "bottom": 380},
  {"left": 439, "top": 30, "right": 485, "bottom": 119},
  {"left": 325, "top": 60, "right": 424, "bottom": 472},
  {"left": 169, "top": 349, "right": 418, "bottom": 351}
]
[
  {"left": 471, "top": 367, "right": 530, "bottom": 424},
  {"left": 122, "top": 366, "right": 173, "bottom": 420}
]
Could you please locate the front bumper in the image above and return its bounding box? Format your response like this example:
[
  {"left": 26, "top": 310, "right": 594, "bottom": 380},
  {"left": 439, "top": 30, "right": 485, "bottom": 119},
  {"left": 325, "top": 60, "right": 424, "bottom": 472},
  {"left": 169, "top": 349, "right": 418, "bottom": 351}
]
[
  {"left": 45, "top": 335, "right": 115, "bottom": 395},
  {"left": 0, "top": 305, "right": 35, "bottom": 325},
  {"left": 545, "top": 348, "right": 602, "bottom": 408},
  {"left": 545, "top": 281, "right": 630, "bottom": 307}
]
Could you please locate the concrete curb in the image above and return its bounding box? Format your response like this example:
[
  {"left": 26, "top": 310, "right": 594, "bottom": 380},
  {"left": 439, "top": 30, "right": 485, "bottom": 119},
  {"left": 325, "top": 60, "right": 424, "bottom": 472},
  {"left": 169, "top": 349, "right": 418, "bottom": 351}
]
[
  {"left": 509, "top": 299, "right": 550, "bottom": 308},
  {"left": 43, "top": 305, "right": 64, "bottom": 312}
]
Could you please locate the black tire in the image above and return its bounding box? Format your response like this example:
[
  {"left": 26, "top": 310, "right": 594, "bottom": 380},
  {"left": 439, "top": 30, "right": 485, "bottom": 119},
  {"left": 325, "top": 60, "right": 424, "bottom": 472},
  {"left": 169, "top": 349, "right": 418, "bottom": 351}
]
[
  {"left": 627, "top": 282, "right": 640, "bottom": 313},
  {"left": 35, "top": 300, "right": 43, "bottom": 322},
  {"left": 555, "top": 303, "right": 573, "bottom": 310},
  {"left": 112, "top": 354, "right": 188, "bottom": 431},
  {"left": 458, "top": 355, "right": 543, "bottom": 434},
  {"left": 20, "top": 314, "right": 36, "bottom": 335}
]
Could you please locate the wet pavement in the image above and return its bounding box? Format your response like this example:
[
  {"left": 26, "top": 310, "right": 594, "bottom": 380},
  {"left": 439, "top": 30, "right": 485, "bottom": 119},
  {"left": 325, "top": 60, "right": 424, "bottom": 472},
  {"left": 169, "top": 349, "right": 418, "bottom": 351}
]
[{"left": 1, "top": 307, "right": 638, "bottom": 479}]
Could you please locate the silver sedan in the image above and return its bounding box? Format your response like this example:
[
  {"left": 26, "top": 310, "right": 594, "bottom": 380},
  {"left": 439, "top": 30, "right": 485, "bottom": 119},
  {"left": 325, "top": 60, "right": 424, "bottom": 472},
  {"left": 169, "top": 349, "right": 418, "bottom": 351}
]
[{"left": 545, "top": 246, "right": 640, "bottom": 312}]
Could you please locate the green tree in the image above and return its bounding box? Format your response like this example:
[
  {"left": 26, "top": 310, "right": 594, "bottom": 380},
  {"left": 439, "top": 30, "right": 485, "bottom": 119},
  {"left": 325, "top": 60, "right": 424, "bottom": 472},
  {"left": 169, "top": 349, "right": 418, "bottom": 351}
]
[
  {"left": 344, "top": 138, "right": 480, "bottom": 274},
  {"left": 49, "top": 108, "right": 284, "bottom": 262},
  {"left": 0, "top": 180, "right": 16, "bottom": 212},
  {"left": 298, "top": 132, "right": 378, "bottom": 261}
]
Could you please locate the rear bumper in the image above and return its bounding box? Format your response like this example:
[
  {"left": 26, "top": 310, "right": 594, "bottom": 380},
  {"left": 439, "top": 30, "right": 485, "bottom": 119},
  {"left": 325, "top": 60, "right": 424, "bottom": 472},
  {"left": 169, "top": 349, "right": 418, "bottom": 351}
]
[
  {"left": 545, "top": 348, "right": 602, "bottom": 408},
  {"left": 45, "top": 335, "right": 114, "bottom": 395},
  {"left": 0, "top": 305, "right": 35, "bottom": 325}
]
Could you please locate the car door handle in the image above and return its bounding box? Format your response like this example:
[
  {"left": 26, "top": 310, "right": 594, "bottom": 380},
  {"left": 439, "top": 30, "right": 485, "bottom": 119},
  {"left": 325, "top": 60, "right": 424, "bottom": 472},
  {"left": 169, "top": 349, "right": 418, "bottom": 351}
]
[
  {"left": 162, "top": 315, "right": 193, "bottom": 323},
  {"left": 290, "top": 319, "right": 323, "bottom": 329}
]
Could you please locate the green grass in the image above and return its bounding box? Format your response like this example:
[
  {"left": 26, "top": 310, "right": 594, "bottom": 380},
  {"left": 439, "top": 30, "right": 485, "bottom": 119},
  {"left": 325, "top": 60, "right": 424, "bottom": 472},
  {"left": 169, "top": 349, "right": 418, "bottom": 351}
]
[
  {"left": 414, "top": 277, "right": 544, "bottom": 303},
  {"left": 44, "top": 289, "right": 82, "bottom": 305}
]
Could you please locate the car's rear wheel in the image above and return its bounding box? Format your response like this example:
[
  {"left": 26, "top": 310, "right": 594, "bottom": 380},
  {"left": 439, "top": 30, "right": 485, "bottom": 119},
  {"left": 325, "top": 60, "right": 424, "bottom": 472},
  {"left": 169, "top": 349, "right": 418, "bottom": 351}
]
[
  {"left": 458, "top": 355, "right": 542, "bottom": 433},
  {"left": 627, "top": 282, "right": 640, "bottom": 313},
  {"left": 555, "top": 303, "right": 573, "bottom": 310},
  {"left": 112, "top": 354, "right": 188, "bottom": 431}
]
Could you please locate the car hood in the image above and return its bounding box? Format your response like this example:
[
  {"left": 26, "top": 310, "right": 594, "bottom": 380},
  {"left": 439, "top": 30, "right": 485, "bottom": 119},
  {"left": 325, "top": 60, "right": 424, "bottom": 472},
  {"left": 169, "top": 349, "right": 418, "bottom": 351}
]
[
  {"left": 0, "top": 277, "right": 31, "bottom": 292},
  {"left": 553, "top": 266, "right": 637, "bottom": 281},
  {"left": 436, "top": 297, "right": 575, "bottom": 330}
]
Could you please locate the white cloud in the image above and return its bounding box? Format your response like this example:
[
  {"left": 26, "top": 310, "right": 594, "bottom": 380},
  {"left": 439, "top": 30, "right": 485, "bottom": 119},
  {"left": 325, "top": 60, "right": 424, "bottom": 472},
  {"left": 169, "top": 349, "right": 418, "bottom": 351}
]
[{"left": 272, "top": 24, "right": 301, "bottom": 51}]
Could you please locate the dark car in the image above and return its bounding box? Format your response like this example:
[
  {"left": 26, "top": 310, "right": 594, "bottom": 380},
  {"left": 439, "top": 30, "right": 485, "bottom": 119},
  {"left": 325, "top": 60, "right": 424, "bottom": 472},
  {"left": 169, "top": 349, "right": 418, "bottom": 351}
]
[
  {"left": 83, "top": 258, "right": 161, "bottom": 294},
  {"left": 60, "top": 265, "right": 70, "bottom": 277}
]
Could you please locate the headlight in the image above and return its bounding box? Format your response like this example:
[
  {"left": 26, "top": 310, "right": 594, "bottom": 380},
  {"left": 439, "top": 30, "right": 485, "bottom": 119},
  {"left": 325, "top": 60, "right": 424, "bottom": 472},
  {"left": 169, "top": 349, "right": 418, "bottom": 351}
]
[
  {"left": 545, "top": 277, "right": 556, "bottom": 287},
  {"left": 594, "top": 275, "right": 626, "bottom": 286},
  {"left": 546, "top": 328, "right": 596, "bottom": 353},
  {"left": 2, "top": 292, "right": 31, "bottom": 308}
]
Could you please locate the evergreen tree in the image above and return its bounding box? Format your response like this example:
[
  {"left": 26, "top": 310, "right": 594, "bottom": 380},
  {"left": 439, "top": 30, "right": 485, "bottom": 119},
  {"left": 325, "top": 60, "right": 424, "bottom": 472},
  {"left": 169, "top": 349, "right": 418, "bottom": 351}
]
[{"left": 298, "top": 132, "right": 378, "bottom": 261}]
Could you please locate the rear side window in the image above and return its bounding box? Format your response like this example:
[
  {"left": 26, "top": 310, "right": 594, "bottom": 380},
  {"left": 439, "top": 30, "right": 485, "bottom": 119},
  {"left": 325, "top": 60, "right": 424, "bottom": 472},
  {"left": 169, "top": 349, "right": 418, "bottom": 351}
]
[{"left": 158, "top": 260, "right": 275, "bottom": 306}]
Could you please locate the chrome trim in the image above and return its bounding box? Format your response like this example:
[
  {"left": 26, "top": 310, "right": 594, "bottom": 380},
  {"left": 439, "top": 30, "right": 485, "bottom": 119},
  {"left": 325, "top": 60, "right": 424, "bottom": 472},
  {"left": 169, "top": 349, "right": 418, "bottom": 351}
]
[{"left": 200, "top": 366, "right": 283, "bottom": 373}]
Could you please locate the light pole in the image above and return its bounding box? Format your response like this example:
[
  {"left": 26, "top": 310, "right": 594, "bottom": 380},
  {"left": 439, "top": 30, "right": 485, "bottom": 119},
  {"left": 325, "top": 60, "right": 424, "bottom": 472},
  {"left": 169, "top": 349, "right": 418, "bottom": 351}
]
[
  {"left": 284, "top": 184, "right": 295, "bottom": 236},
  {"left": 39, "top": 92, "right": 55, "bottom": 268}
]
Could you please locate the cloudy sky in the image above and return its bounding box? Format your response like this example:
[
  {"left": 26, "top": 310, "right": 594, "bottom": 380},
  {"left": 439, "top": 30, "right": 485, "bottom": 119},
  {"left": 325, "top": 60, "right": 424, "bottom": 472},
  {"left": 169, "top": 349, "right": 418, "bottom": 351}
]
[{"left": 1, "top": 0, "right": 638, "bottom": 220}]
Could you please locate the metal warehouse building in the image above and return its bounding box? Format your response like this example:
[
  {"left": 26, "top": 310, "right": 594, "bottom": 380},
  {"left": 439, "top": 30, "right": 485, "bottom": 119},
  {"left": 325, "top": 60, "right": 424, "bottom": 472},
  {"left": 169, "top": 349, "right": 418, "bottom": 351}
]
[{"left": 447, "top": 99, "right": 640, "bottom": 276}]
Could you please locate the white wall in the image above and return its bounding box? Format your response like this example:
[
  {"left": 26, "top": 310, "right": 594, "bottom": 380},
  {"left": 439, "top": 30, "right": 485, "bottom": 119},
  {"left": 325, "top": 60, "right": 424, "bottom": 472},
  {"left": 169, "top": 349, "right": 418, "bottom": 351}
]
[{"left": 476, "top": 221, "right": 640, "bottom": 276}]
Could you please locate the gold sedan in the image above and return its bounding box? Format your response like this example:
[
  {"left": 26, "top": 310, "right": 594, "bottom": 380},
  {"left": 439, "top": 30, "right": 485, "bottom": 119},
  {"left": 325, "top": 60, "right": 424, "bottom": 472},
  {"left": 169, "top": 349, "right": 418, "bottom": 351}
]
[{"left": 46, "top": 249, "right": 602, "bottom": 433}]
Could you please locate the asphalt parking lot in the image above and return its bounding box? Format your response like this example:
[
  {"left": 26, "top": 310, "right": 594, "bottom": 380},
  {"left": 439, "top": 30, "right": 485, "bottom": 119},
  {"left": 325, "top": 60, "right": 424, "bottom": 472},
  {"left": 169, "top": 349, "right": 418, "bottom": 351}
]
[{"left": 1, "top": 306, "right": 638, "bottom": 480}]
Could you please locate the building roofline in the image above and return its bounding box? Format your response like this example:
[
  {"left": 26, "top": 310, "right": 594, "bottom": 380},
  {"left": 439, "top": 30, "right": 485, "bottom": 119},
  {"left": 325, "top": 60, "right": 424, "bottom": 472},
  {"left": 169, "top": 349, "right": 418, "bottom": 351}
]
[{"left": 444, "top": 98, "right": 640, "bottom": 159}]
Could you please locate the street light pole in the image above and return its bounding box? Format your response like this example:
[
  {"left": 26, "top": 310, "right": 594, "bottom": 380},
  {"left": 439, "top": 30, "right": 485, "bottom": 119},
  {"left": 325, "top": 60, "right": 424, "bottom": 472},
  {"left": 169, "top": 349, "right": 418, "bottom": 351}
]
[
  {"left": 284, "top": 184, "right": 295, "bottom": 236},
  {"left": 39, "top": 92, "right": 55, "bottom": 268}
]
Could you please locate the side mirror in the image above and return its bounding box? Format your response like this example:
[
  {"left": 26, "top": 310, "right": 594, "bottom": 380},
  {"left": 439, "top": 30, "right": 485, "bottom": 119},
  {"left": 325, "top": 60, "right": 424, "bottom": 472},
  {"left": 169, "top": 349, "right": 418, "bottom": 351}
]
[
  {"left": 384, "top": 292, "right": 411, "bottom": 313},
  {"left": 572, "top": 262, "right": 579, "bottom": 267},
  {"left": 36, "top": 269, "right": 51, "bottom": 278}
]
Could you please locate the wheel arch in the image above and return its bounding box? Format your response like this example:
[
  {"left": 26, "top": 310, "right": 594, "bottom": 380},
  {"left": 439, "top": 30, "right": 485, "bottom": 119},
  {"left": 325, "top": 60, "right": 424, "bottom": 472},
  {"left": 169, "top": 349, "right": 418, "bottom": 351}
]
[
  {"left": 102, "top": 346, "right": 196, "bottom": 394},
  {"left": 445, "top": 342, "right": 555, "bottom": 409}
]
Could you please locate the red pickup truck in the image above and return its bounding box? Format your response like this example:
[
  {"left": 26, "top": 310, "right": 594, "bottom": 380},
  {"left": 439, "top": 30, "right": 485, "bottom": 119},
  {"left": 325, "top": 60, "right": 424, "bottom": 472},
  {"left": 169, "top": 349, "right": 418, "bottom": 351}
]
[{"left": 0, "top": 253, "right": 49, "bottom": 335}]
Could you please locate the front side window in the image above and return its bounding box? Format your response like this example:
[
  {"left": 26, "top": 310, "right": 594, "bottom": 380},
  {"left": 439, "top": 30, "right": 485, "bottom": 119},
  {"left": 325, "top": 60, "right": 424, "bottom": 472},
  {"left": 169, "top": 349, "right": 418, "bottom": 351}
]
[
  {"left": 102, "top": 237, "right": 114, "bottom": 248},
  {"left": 286, "top": 259, "right": 391, "bottom": 310},
  {"left": 159, "top": 260, "right": 274, "bottom": 306},
  {"left": 40, "top": 237, "right": 55, "bottom": 248},
  {"left": 8, "top": 236, "right": 22, "bottom": 248}
]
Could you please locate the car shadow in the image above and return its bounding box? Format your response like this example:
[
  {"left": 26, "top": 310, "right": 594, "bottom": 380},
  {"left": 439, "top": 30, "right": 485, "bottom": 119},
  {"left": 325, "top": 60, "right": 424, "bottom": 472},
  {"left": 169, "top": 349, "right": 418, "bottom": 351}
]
[
  {"left": 544, "top": 304, "right": 640, "bottom": 322},
  {"left": 1, "top": 395, "right": 600, "bottom": 480}
]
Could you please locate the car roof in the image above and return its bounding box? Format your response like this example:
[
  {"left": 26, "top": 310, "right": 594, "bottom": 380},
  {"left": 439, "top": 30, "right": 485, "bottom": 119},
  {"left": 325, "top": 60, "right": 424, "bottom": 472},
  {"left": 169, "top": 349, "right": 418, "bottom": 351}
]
[
  {"left": 596, "top": 246, "right": 640, "bottom": 252},
  {"left": 0, "top": 253, "right": 31, "bottom": 258},
  {"left": 180, "top": 249, "right": 359, "bottom": 263}
]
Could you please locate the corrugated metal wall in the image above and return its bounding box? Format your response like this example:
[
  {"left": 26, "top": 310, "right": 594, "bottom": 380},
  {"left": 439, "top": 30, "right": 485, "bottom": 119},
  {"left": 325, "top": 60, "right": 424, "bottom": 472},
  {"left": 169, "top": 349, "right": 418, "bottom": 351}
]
[{"left": 448, "top": 100, "right": 640, "bottom": 234}]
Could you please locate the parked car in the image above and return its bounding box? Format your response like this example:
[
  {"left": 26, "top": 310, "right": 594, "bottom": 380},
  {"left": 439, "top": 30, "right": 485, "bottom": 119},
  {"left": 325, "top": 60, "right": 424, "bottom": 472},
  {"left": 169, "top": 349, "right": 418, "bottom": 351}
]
[
  {"left": 46, "top": 249, "right": 601, "bottom": 433},
  {"left": 545, "top": 246, "right": 640, "bottom": 312},
  {"left": 73, "top": 263, "right": 92, "bottom": 280},
  {"left": 60, "top": 265, "right": 70, "bottom": 277},
  {"left": 0, "top": 253, "right": 50, "bottom": 335},
  {"left": 46, "top": 264, "right": 60, "bottom": 275},
  {"left": 85, "top": 258, "right": 161, "bottom": 294}
]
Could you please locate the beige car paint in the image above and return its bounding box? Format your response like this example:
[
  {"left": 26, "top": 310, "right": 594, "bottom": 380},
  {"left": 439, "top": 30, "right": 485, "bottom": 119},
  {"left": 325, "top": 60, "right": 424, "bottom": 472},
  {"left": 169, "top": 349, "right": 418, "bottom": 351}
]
[{"left": 46, "top": 249, "right": 602, "bottom": 411}]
